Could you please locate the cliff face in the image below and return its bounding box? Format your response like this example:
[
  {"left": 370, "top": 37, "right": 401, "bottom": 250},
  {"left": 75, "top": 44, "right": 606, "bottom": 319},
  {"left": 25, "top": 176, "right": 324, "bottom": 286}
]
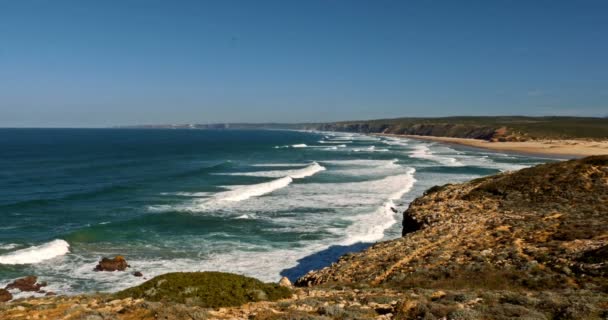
[
  {"left": 316, "top": 122, "right": 504, "bottom": 140},
  {"left": 297, "top": 156, "right": 608, "bottom": 292},
  {"left": 313, "top": 116, "right": 608, "bottom": 141}
]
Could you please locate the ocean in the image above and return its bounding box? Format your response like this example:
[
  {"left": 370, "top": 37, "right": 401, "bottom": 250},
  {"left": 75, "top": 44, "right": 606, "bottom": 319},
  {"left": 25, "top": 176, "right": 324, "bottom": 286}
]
[{"left": 0, "top": 129, "right": 552, "bottom": 297}]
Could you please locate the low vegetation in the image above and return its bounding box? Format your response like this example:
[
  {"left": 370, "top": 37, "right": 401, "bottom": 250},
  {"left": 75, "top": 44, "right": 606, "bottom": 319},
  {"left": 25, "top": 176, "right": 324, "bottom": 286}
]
[{"left": 115, "top": 271, "right": 292, "bottom": 308}]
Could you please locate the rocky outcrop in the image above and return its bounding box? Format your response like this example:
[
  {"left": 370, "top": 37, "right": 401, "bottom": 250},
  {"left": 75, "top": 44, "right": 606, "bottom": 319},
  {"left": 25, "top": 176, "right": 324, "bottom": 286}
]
[
  {"left": 5, "top": 276, "right": 46, "bottom": 292},
  {"left": 297, "top": 156, "right": 608, "bottom": 292},
  {"left": 94, "top": 256, "right": 129, "bottom": 272}
]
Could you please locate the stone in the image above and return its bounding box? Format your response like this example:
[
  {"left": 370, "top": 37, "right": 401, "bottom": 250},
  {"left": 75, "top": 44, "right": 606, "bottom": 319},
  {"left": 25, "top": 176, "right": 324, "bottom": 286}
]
[
  {"left": 0, "top": 288, "right": 12, "bottom": 302},
  {"left": 279, "top": 276, "right": 292, "bottom": 288},
  {"left": 430, "top": 290, "right": 446, "bottom": 301},
  {"left": 5, "top": 276, "right": 46, "bottom": 292},
  {"left": 94, "top": 256, "right": 129, "bottom": 272},
  {"left": 133, "top": 271, "right": 143, "bottom": 277}
]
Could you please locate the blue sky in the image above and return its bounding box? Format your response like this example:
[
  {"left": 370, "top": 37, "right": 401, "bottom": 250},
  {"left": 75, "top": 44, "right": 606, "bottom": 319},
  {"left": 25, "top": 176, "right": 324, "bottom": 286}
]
[{"left": 1, "top": 1, "right": 607, "bottom": 127}]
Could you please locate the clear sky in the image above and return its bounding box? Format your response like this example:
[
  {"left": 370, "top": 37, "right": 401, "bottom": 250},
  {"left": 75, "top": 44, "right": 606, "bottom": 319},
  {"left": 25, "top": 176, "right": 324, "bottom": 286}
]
[{"left": 1, "top": 1, "right": 607, "bottom": 127}]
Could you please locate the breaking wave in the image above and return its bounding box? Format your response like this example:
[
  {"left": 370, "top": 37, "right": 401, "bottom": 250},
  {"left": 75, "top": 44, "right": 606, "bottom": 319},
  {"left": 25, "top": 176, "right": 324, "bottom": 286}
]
[
  {"left": 410, "top": 145, "right": 463, "bottom": 166},
  {"left": 0, "top": 239, "right": 70, "bottom": 265}
]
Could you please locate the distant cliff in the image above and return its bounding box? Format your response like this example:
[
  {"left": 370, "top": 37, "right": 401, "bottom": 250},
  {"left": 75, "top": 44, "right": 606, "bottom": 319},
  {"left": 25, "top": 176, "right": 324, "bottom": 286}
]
[{"left": 313, "top": 116, "right": 608, "bottom": 141}]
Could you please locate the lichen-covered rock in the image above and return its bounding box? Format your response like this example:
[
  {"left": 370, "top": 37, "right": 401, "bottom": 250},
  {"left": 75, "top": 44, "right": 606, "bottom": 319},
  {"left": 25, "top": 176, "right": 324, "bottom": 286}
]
[{"left": 94, "top": 256, "right": 129, "bottom": 272}]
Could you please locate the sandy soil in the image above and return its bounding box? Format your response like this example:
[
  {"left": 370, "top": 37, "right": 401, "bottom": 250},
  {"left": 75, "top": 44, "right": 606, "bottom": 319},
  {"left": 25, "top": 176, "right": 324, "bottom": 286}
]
[{"left": 376, "top": 134, "right": 608, "bottom": 157}]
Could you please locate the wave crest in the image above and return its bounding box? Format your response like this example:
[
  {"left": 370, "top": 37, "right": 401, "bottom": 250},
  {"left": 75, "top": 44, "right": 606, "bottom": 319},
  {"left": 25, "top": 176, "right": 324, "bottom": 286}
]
[{"left": 0, "top": 239, "right": 70, "bottom": 265}]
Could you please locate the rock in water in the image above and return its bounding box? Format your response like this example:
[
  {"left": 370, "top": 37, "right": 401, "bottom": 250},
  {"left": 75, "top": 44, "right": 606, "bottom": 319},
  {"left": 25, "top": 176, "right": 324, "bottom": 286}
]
[
  {"left": 133, "top": 271, "right": 143, "bottom": 277},
  {"left": 0, "top": 288, "right": 12, "bottom": 302},
  {"left": 94, "top": 256, "right": 129, "bottom": 272},
  {"left": 5, "top": 276, "right": 46, "bottom": 292},
  {"left": 279, "top": 276, "right": 292, "bottom": 288}
]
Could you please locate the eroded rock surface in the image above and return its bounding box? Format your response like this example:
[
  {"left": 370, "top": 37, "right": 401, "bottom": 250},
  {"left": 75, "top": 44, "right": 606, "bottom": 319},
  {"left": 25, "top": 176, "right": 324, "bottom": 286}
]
[{"left": 297, "top": 156, "right": 608, "bottom": 292}]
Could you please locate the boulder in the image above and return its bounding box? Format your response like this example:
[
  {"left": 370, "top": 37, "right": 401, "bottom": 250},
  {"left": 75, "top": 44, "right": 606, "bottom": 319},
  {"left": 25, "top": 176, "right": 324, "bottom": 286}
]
[
  {"left": 279, "top": 276, "right": 292, "bottom": 288},
  {"left": 0, "top": 288, "right": 12, "bottom": 302},
  {"left": 94, "top": 256, "right": 129, "bottom": 272},
  {"left": 133, "top": 271, "right": 143, "bottom": 277},
  {"left": 5, "top": 276, "right": 46, "bottom": 292}
]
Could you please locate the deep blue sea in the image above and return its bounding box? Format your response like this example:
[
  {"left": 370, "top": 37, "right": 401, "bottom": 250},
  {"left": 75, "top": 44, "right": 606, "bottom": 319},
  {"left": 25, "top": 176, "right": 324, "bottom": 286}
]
[{"left": 0, "top": 129, "right": 553, "bottom": 296}]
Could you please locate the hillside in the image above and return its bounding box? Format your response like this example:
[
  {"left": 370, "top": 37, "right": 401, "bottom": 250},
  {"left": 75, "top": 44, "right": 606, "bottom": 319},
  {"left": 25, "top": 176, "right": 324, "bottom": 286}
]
[
  {"left": 313, "top": 116, "right": 608, "bottom": 141},
  {"left": 2, "top": 156, "right": 607, "bottom": 319}
]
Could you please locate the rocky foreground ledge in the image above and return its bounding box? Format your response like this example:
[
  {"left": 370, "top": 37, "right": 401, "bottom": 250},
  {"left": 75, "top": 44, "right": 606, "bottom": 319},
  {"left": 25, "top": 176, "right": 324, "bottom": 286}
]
[{"left": 1, "top": 156, "right": 607, "bottom": 319}]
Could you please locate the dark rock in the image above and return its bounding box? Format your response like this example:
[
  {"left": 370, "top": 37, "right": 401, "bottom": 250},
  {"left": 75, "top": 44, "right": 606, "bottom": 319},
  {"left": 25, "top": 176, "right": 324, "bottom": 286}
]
[
  {"left": 45, "top": 291, "right": 57, "bottom": 296},
  {"left": 94, "top": 256, "right": 129, "bottom": 272},
  {"left": 0, "top": 288, "right": 12, "bottom": 302},
  {"left": 133, "top": 271, "right": 143, "bottom": 277},
  {"left": 401, "top": 212, "right": 422, "bottom": 236},
  {"left": 5, "top": 276, "right": 46, "bottom": 292}
]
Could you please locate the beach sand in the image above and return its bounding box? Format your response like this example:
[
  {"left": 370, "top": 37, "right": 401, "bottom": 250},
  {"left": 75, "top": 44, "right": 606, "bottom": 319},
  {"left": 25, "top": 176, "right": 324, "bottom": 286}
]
[{"left": 376, "top": 134, "right": 608, "bottom": 157}]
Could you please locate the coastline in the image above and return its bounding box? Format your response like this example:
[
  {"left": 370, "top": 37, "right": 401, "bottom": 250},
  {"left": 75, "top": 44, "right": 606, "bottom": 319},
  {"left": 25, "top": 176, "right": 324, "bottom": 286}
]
[{"left": 375, "top": 133, "right": 608, "bottom": 157}]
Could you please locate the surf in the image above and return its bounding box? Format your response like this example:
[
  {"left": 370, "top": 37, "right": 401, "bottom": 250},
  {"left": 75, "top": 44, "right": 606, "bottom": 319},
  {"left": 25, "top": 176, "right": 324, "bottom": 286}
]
[{"left": 0, "top": 239, "right": 70, "bottom": 265}]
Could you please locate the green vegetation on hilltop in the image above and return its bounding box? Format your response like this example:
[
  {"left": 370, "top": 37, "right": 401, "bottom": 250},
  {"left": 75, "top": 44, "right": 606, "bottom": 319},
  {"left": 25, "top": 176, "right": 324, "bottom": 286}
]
[{"left": 115, "top": 272, "right": 291, "bottom": 308}]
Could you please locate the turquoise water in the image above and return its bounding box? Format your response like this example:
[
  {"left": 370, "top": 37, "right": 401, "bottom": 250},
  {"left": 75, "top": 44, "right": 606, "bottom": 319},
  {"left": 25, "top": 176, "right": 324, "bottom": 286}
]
[{"left": 0, "top": 129, "right": 551, "bottom": 296}]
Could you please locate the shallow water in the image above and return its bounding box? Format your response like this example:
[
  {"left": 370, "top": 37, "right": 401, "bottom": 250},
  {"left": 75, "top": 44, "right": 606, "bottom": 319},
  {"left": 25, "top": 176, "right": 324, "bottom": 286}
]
[{"left": 0, "top": 128, "right": 553, "bottom": 296}]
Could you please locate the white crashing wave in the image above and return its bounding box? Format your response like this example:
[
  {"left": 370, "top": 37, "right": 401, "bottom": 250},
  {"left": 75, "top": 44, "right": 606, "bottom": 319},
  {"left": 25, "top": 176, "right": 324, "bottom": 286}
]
[
  {"left": 217, "top": 162, "right": 325, "bottom": 179},
  {"left": 217, "top": 176, "right": 294, "bottom": 202},
  {"left": 291, "top": 144, "right": 307, "bottom": 148},
  {"left": 197, "top": 162, "right": 326, "bottom": 203},
  {"left": 341, "top": 168, "right": 416, "bottom": 245},
  {"left": 410, "top": 145, "right": 463, "bottom": 166},
  {"left": 0, "top": 239, "right": 70, "bottom": 265}
]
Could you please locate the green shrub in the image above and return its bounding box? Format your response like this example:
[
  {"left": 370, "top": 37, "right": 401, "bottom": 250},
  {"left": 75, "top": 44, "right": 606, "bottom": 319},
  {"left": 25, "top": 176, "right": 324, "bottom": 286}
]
[{"left": 115, "top": 271, "right": 291, "bottom": 308}]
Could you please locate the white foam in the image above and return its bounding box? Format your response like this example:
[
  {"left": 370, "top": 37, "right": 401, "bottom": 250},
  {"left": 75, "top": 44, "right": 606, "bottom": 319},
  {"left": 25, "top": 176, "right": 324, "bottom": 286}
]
[
  {"left": 217, "top": 176, "right": 294, "bottom": 202},
  {"left": 215, "top": 162, "right": 326, "bottom": 179},
  {"left": 0, "top": 239, "right": 70, "bottom": 265},
  {"left": 410, "top": 145, "right": 464, "bottom": 166},
  {"left": 319, "top": 140, "right": 352, "bottom": 144},
  {"left": 251, "top": 163, "right": 309, "bottom": 167},
  {"left": 341, "top": 168, "right": 416, "bottom": 245},
  {"left": 291, "top": 144, "right": 307, "bottom": 148},
  {"left": 288, "top": 162, "right": 326, "bottom": 178},
  {"left": 0, "top": 243, "right": 19, "bottom": 250}
]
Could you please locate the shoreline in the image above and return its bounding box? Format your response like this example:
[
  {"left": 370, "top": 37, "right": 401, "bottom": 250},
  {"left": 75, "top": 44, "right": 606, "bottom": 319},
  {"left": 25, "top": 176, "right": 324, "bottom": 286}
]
[{"left": 374, "top": 133, "right": 608, "bottom": 158}]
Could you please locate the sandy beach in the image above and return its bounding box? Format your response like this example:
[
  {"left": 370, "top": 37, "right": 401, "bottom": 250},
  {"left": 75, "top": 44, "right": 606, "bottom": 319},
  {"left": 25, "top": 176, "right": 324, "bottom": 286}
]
[{"left": 376, "top": 134, "right": 608, "bottom": 157}]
